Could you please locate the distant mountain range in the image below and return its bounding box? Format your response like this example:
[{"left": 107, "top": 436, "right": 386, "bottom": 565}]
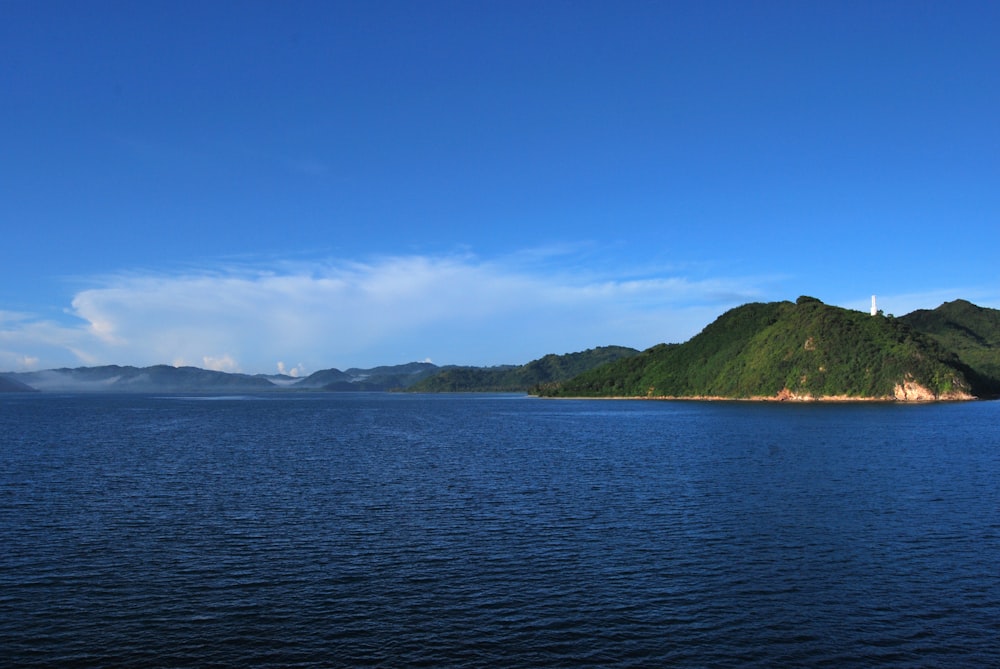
[
  {"left": 0, "top": 348, "right": 633, "bottom": 394},
  {"left": 4, "top": 298, "right": 1000, "bottom": 401},
  {"left": 1, "top": 364, "right": 279, "bottom": 393},
  {"left": 536, "top": 297, "right": 1000, "bottom": 401}
]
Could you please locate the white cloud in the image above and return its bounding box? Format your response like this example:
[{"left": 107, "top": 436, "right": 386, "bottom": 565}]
[
  {"left": 202, "top": 354, "right": 241, "bottom": 373},
  {"left": 277, "top": 361, "right": 305, "bottom": 377},
  {"left": 0, "top": 312, "right": 96, "bottom": 370},
  {"left": 0, "top": 354, "right": 41, "bottom": 371},
  {"left": 1, "top": 253, "right": 777, "bottom": 373}
]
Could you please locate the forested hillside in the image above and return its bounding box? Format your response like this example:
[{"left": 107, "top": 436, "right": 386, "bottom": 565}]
[
  {"left": 410, "top": 346, "right": 639, "bottom": 392},
  {"left": 535, "top": 297, "right": 979, "bottom": 400},
  {"left": 901, "top": 299, "right": 1000, "bottom": 396}
]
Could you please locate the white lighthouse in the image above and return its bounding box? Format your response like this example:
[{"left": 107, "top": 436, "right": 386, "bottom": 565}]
[{"left": 871, "top": 295, "right": 877, "bottom": 316}]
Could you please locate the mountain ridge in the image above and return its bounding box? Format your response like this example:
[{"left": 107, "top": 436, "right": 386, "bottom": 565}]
[{"left": 408, "top": 346, "right": 639, "bottom": 392}]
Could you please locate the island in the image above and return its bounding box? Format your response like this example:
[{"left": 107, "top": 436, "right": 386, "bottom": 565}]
[{"left": 532, "top": 297, "right": 1000, "bottom": 401}]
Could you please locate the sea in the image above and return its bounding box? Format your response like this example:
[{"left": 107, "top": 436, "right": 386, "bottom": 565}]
[{"left": 1, "top": 392, "right": 998, "bottom": 667}]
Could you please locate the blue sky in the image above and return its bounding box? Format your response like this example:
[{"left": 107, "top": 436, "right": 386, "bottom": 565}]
[{"left": 2, "top": 1, "right": 998, "bottom": 375}]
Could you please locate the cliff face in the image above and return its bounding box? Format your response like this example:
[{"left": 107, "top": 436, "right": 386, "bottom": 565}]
[
  {"left": 892, "top": 379, "right": 974, "bottom": 402},
  {"left": 770, "top": 382, "right": 974, "bottom": 402}
]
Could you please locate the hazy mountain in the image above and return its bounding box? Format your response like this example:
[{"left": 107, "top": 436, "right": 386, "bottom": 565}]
[
  {"left": 7, "top": 365, "right": 276, "bottom": 393},
  {"left": 0, "top": 376, "right": 37, "bottom": 392},
  {"left": 290, "top": 368, "right": 353, "bottom": 389},
  {"left": 2, "top": 362, "right": 446, "bottom": 393},
  {"left": 254, "top": 373, "right": 300, "bottom": 387}
]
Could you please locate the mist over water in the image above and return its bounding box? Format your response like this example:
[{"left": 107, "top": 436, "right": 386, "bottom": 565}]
[{"left": 2, "top": 393, "right": 999, "bottom": 667}]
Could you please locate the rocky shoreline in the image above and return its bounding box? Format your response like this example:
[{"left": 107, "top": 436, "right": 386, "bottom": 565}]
[{"left": 543, "top": 382, "right": 976, "bottom": 403}]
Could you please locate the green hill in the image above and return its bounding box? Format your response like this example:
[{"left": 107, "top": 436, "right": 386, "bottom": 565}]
[
  {"left": 535, "top": 297, "right": 978, "bottom": 401},
  {"left": 409, "top": 346, "right": 639, "bottom": 392},
  {"left": 900, "top": 299, "right": 1000, "bottom": 395}
]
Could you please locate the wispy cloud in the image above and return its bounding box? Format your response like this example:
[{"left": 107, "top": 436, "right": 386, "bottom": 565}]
[{"left": 1, "top": 252, "right": 777, "bottom": 373}]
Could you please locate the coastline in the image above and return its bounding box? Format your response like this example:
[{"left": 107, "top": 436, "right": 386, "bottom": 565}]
[
  {"left": 537, "top": 388, "right": 978, "bottom": 403},
  {"left": 538, "top": 395, "right": 977, "bottom": 402}
]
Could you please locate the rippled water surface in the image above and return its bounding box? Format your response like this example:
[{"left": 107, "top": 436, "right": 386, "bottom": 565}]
[{"left": 2, "top": 393, "right": 999, "bottom": 667}]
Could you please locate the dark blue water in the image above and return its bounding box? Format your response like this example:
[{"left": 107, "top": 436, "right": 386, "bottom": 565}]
[{"left": 2, "top": 393, "right": 999, "bottom": 667}]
